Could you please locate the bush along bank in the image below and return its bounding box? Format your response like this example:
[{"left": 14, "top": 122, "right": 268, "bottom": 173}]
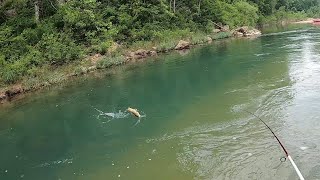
[
  {"left": 1, "top": 0, "right": 317, "bottom": 104},
  {"left": 0, "top": 27, "right": 261, "bottom": 104}
]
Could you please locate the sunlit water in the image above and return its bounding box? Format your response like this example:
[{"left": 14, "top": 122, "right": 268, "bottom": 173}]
[{"left": 1, "top": 24, "right": 320, "bottom": 180}]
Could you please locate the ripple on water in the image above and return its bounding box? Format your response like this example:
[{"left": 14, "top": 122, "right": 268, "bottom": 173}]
[
  {"left": 254, "top": 53, "right": 271, "bottom": 57},
  {"left": 262, "top": 29, "right": 310, "bottom": 37},
  {"left": 147, "top": 114, "right": 287, "bottom": 179}
]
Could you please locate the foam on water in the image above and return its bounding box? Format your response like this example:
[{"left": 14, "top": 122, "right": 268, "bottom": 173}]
[
  {"left": 34, "top": 158, "right": 73, "bottom": 168},
  {"left": 94, "top": 108, "right": 130, "bottom": 119},
  {"left": 94, "top": 107, "right": 147, "bottom": 126}
]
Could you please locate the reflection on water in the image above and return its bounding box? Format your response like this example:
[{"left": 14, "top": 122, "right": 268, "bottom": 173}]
[{"left": 1, "top": 24, "right": 320, "bottom": 180}]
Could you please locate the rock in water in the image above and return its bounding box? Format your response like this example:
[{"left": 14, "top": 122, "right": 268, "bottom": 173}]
[
  {"left": 5, "top": 85, "right": 23, "bottom": 98},
  {"left": 148, "top": 50, "right": 157, "bottom": 56},
  {"left": 175, "top": 40, "right": 190, "bottom": 50},
  {"left": 0, "top": 93, "right": 6, "bottom": 101},
  {"left": 222, "top": 25, "right": 230, "bottom": 32},
  {"left": 234, "top": 26, "right": 261, "bottom": 37},
  {"left": 212, "top": 29, "right": 221, "bottom": 33}
]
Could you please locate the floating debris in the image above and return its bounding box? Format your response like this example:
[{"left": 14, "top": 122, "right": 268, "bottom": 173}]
[
  {"left": 118, "top": 175, "right": 121, "bottom": 177},
  {"left": 127, "top": 166, "right": 129, "bottom": 169},
  {"left": 148, "top": 158, "right": 151, "bottom": 161},
  {"left": 300, "top": 147, "right": 308, "bottom": 150}
]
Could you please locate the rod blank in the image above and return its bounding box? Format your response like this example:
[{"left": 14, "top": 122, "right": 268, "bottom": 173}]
[{"left": 245, "top": 110, "right": 305, "bottom": 180}]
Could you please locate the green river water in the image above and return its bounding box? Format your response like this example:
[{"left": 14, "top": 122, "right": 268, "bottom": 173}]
[{"left": 1, "top": 25, "right": 320, "bottom": 180}]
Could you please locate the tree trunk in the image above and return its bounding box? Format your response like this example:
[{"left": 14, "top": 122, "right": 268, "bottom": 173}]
[
  {"left": 34, "top": 0, "right": 40, "bottom": 23},
  {"left": 173, "top": 0, "right": 175, "bottom": 13},
  {"left": 169, "top": 0, "right": 172, "bottom": 12}
]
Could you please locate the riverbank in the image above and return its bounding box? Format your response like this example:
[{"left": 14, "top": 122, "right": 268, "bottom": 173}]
[
  {"left": 0, "top": 27, "right": 261, "bottom": 104},
  {"left": 292, "top": 18, "right": 315, "bottom": 24}
]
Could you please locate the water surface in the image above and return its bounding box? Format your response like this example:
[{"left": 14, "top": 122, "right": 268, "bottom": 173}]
[{"left": 1, "top": 24, "right": 320, "bottom": 180}]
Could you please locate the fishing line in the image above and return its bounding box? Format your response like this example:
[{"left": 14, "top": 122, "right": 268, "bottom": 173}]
[{"left": 244, "top": 110, "right": 305, "bottom": 180}]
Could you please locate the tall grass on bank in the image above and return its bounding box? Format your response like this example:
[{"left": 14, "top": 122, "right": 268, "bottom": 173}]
[
  {"left": 211, "top": 32, "right": 232, "bottom": 40},
  {"left": 153, "top": 29, "right": 192, "bottom": 51},
  {"left": 96, "top": 56, "right": 126, "bottom": 69},
  {"left": 260, "top": 8, "right": 308, "bottom": 25}
]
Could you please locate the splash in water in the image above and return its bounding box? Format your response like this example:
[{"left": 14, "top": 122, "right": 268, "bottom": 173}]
[
  {"left": 132, "top": 113, "right": 146, "bottom": 126},
  {"left": 94, "top": 108, "right": 129, "bottom": 119},
  {"left": 94, "top": 108, "right": 146, "bottom": 126}
]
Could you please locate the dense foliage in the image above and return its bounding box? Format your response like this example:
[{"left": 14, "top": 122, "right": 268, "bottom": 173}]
[{"left": 0, "top": 0, "right": 319, "bottom": 84}]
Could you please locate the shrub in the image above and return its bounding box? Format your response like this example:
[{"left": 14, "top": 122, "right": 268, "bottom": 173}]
[
  {"left": 307, "top": 6, "right": 320, "bottom": 17},
  {"left": 99, "top": 41, "right": 113, "bottom": 55},
  {"left": 216, "top": 1, "right": 259, "bottom": 28},
  {"left": 153, "top": 29, "right": 192, "bottom": 43},
  {"left": 234, "top": 1, "right": 259, "bottom": 26},
  {"left": 191, "top": 32, "right": 208, "bottom": 44},
  {"left": 96, "top": 56, "right": 125, "bottom": 69},
  {"left": 21, "top": 28, "right": 41, "bottom": 45},
  {"left": 57, "top": 0, "right": 109, "bottom": 43},
  {"left": 1, "top": 60, "right": 28, "bottom": 84},
  {"left": 260, "top": 8, "right": 307, "bottom": 25},
  {"left": 158, "top": 41, "right": 176, "bottom": 52},
  {"left": 211, "top": 32, "right": 232, "bottom": 40},
  {"left": 1, "top": 67, "right": 18, "bottom": 84},
  {"left": 0, "top": 55, "right": 5, "bottom": 67},
  {"left": 1, "top": 34, "right": 30, "bottom": 62},
  {"left": 204, "top": 21, "right": 215, "bottom": 33},
  {"left": 37, "top": 32, "right": 83, "bottom": 65}
]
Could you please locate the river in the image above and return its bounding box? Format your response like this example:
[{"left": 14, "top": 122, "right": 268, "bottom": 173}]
[{"left": 1, "top": 24, "right": 320, "bottom": 180}]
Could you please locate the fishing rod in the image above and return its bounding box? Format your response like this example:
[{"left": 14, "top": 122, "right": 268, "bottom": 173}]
[{"left": 244, "top": 110, "right": 305, "bottom": 180}]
